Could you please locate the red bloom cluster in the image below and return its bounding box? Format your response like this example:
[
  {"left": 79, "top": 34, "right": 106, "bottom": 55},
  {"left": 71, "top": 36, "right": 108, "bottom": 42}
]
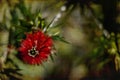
[{"left": 19, "top": 31, "right": 53, "bottom": 65}]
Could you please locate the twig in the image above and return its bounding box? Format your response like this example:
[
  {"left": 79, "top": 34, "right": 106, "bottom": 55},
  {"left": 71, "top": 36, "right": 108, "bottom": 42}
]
[{"left": 86, "top": 5, "right": 110, "bottom": 38}]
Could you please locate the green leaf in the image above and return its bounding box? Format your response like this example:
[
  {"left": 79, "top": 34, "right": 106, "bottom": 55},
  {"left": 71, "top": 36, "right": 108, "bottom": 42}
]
[
  {"left": 50, "top": 54, "right": 54, "bottom": 62},
  {"left": 52, "top": 35, "right": 69, "bottom": 44},
  {"left": 43, "top": 17, "right": 55, "bottom": 32},
  {"left": 19, "top": 20, "right": 33, "bottom": 29}
]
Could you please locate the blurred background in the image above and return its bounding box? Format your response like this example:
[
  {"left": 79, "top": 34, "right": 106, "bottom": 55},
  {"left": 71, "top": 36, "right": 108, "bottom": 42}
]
[{"left": 0, "top": 0, "right": 120, "bottom": 80}]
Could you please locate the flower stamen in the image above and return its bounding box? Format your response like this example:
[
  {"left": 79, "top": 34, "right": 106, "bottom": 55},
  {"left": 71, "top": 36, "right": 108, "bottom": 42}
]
[{"left": 28, "top": 46, "right": 39, "bottom": 57}]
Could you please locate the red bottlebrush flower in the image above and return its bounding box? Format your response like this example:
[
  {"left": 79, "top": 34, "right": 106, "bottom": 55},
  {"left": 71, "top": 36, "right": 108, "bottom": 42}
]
[{"left": 19, "top": 30, "right": 53, "bottom": 65}]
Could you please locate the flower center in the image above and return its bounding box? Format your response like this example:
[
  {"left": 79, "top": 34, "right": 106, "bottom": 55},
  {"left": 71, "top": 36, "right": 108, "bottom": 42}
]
[{"left": 28, "top": 46, "right": 39, "bottom": 57}]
